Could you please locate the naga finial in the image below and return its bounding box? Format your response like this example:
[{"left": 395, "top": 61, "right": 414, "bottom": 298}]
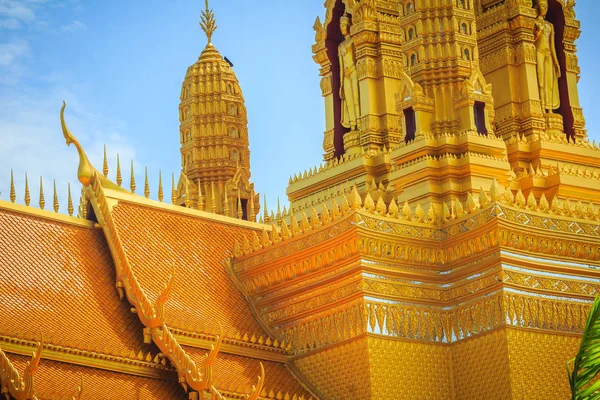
[
  {"left": 200, "top": 0, "right": 218, "bottom": 44},
  {"left": 61, "top": 102, "right": 95, "bottom": 187}
]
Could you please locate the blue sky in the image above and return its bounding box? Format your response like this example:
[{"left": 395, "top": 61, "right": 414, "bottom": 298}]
[{"left": 0, "top": 0, "right": 598, "bottom": 213}]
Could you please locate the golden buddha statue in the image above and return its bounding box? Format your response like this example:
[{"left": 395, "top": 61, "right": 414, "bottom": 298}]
[
  {"left": 338, "top": 13, "right": 360, "bottom": 131},
  {"left": 534, "top": 0, "right": 561, "bottom": 113}
]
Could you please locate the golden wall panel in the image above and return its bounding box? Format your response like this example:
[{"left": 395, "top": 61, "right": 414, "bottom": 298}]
[
  {"left": 452, "top": 329, "right": 512, "bottom": 400},
  {"left": 506, "top": 328, "right": 579, "bottom": 400},
  {"left": 294, "top": 338, "right": 372, "bottom": 400},
  {"left": 368, "top": 337, "right": 454, "bottom": 400}
]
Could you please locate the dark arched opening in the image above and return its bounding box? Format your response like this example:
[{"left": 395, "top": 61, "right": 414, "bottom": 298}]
[
  {"left": 547, "top": 0, "right": 574, "bottom": 139},
  {"left": 326, "top": 0, "right": 350, "bottom": 158}
]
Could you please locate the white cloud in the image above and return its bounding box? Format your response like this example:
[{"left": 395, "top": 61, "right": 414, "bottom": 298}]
[
  {"left": 0, "top": 39, "right": 29, "bottom": 66},
  {"left": 0, "top": 17, "right": 20, "bottom": 28},
  {"left": 0, "top": 88, "right": 138, "bottom": 213},
  {"left": 60, "top": 19, "right": 84, "bottom": 32},
  {"left": 0, "top": 0, "right": 43, "bottom": 25}
]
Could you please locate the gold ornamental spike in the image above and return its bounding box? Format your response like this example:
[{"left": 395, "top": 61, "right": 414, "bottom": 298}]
[
  {"left": 427, "top": 202, "right": 436, "bottom": 225},
  {"left": 67, "top": 183, "right": 74, "bottom": 216},
  {"left": 144, "top": 167, "right": 150, "bottom": 198},
  {"left": 39, "top": 176, "right": 45, "bottom": 210},
  {"left": 200, "top": 0, "right": 218, "bottom": 44},
  {"left": 263, "top": 194, "right": 269, "bottom": 223},
  {"left": 276, "top": 197, "right": 282, "bottom": 223},
  {"left": 249, "top": 188, "right": 256, "bottom": 221},
  {"left": 130, "top": 161, "right": 136, "bottom": 193},
  {"left": 211, "top": 181, "right": 217, "bottom": 213},
  {"left": 527, "top": 191, "right": 537, "bottom": 210},
  {"left": 102, "top": 144, "right": 108, "bottom": 177},
  {"left": 116, "top": 154, "right": 122, "bottom": 187},
  {"left": 321, "top": 202, "right": 330, "bottom": 223},
  {"left": 271, "top": 223, "right": 280, "bottom": 243},
  {"left": 24, "top": 173, "right": 30, "bottom": 206},
  {"left": 363, "top": 192, "right": 375, "bottom": 213},
  {"left": 262, "top": 227, "right": 270, "bottom": 247},
  {"left": 53, "top": 179, "right": 59, "bottom": 213},
  {"left": 198, "top": 179, "right": 205, "bottom": 211},
  {"left": 184, "top": 175, "right": 191, "bottom": 208},
  {"left": 375, "top": 194, "right": 386, "bottom": 216},
  {"left": 9, "top": 169, "right": 15, "bottom": 203},
  {"left": 311, "top": 207, "right": 321, "bottom": 228},
  {"left": 442, "top": 201, "right": 450, "bottom": 222},
  {"left": 479, "top": 187, "right": 490, "bottom": 207},
  {"left": 158, "top": 170, "right": 164, "bottom": 202},
  {"left": 281, "top": 219, "right": 291, "bottom": 240},
  {"left": 237, "top": 192, "right": 243, "bottom": 219},
  {"left": 349, "top": 184, "right": 362, "bottom": 210},
  {"left": 387, "top": 197, "right": 399, "bottom": 219},
  {"left": 539, "top": 192, "right": 550, "bottom": 212},
  {"left": 171, "top": 173, "right": 177, "bottom": 205}
]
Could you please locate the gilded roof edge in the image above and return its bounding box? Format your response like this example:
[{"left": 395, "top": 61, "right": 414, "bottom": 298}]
[{"left": 0, "top": 200, "right": 95, "bottom": 228}]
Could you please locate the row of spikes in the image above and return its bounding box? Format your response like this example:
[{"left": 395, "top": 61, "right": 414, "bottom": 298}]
[
  {"left": 234, "top": 180, "right": 600, "bottom": 257},
  {"left": 7, "top": 169, "right": 75, "bottom": 216},
  {"left": 511, "top": 163, "right": 600, "bottom": 181},
  {"left": 168, "top": 325, "right": 291, "bottom": 351},
  {"left": 400, "top": 129, "right": 500, "bottom": 149},
  {"left": 289, "top": 179, "right": 394, "bottom": 216},
  {"left": 101, "top": 146, "right": 167, "bottom": 201},
  {"left": 0, "top": 328, "right": 167, "bottom": 366},
  {"left": 390, "top": 151, "right": 507, "bottom": 173},
  {"left": 213, "top": 387, "right": 313, "bottom": 400},
  {"left": 102, "top": 146, "right": 251, "bottom": 220},
  {"left": 181, "top": 177, "right": 254, "bottom": 221},
  {"left": 509, "top": 130, "right": 600, "bottom": 149},
  {"left": 259, "top": 179, "right": 392, "bottom": 226},
  {"left": 288, "top": 146, "right": 393, "bottom": 185}
]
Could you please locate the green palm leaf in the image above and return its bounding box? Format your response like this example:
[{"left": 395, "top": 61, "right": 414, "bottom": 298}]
[{"left": 569, "top": 296, "right": 600, "bottom": 400}]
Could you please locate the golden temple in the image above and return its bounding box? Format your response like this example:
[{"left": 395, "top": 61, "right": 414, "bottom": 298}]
[{"left": 1, "top": 0, "right": 599, "bottom": 399}]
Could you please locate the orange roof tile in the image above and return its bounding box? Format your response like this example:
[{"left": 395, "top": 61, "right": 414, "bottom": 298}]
[
  {"left": 183, "top": 346, "right": 312, "bottom": 398},
  {"left": 0, "top": 208, "right": 153, "bottom": 357},
  {"left": 110, "top": 202, "right": 267, "bottom": 338},
  {"left": 5, "top": 352, "right": 185, "bottom": 399}
]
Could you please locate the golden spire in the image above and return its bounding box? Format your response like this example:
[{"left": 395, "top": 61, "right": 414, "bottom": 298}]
[
  {"left": 116, "top": 154, "right": 122, "bottom": 187},
  {"left": 158, "top": 170, "right": 164, "bottom": 202},
  {"left": 249, "top": 187, "right": 256, "bottom": 222},
  {"left": 130, "top": 161, "right": 136, "bottom": 193},
  {"left": 53, "top": 179, "right": 59, "bottom": 213},
  {"left": 211, "top": 181, "right": 217, "bottom": 213},
  {"left": 171, "top": 173, "right": 177, "bottom": 205},
  {"left": 237, "top": 192, "right": 243, "bottom": 219},
  {"left": 197, "top": 179, "right": 205, "bottom": 211},
  {"left": 67, "top": 183, "right": 74, "bottom": 216},
  {"left": 102, "top": 144, "right": 108, "bottom": 177},
  {"left": 184, "top": 176, "right": 191, "bottom": 208},
  {"left": 263, "top": 194, "right": 269, "bottom": 224},
  {"left": 200, "top": 0, "right": 218, "bottom": 44},
  {"left": 9, "top": 169, "right": 15, "bottom": 203},
  {"left": 144, "top": 167, "right": 150, "bottom": 198},
  {"left": 276, "top": 197, "right": 282, "bottom": 226},
  {"left": 24, "top": 173, "right": 30, "bottom": 206},
  {"left": 39, "top": 177, "right": 45, "bottom": 210}
]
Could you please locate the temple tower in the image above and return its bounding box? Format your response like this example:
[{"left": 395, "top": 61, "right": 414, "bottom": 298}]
[
  {"left": 177, "top": 2, "right": 258, "bottom": 220},
  {"left": 289, "top": 0, "right": 511, "bottom": 219}
]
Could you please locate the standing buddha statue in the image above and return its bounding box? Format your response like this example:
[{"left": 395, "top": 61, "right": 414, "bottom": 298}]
[
  {"left": 534, "top": 0, "right": 561, "bottom": 113},
  {"left": 338, "top": 13, "right": 360, "bottom": 131}
]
